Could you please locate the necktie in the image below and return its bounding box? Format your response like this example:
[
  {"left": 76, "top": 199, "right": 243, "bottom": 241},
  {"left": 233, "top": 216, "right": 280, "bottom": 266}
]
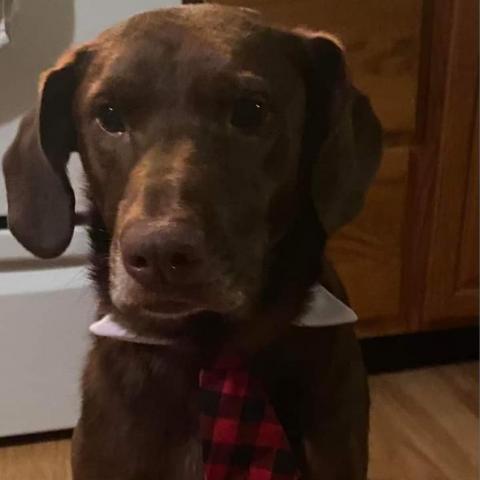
[{"left": 199, "top": 352, "right": 300, "bottom": 480}]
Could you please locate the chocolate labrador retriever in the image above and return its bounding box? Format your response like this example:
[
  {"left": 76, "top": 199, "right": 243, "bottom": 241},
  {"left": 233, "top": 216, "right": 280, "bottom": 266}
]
[{"left": 3, "top": 5, "right": 381, "bottom": 479}]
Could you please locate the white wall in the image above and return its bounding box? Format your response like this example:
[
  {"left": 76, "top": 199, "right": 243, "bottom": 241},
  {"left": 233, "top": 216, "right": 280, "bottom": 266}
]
[{"left": 0, "top": 0, "right": 180, "bottom": 216}]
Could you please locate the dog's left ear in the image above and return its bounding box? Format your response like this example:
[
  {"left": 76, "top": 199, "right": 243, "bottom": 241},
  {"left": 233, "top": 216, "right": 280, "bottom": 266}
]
[{"left": 296, "top": 30, "right": 383, "bottom": 233}]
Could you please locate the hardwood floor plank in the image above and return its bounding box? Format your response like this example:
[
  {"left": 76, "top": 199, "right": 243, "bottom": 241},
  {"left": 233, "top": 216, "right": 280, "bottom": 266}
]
[
  {"left": 369, "top": 363, "right": 479, "bottom": 480},
  {"left": 0, "top": 439, "right": 71, "bottom": 480}
]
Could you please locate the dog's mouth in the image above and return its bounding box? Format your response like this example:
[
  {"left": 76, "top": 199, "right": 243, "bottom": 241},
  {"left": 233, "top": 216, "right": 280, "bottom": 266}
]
[
  {"left": 109, "top": 285, "right": 247, "bottom": 347},
  {"left": 139, "top": 299, "right": 207, "bottom": 317},
  {"left": 110, "top": 300, "right": 232, "bottom": 348},
  {"left": 109, "top": 246, "right": 251, "bottom": 336},
  {"left": 113, "top": 281, "right": 243, "bottom": 316}
]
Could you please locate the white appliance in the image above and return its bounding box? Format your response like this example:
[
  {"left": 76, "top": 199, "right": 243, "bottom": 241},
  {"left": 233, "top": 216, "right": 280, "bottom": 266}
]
[{"left": 0, "top": 0, "right": 179, "bottom": 438}]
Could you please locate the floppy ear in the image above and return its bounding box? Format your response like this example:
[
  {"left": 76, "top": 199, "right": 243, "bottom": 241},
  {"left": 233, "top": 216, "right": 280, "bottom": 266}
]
[
  {"left": 2, "top": 47, "right": 90, "bottom": 258},
  {"left": 298, "top": 31, "right": 383, "bottom": 233}
]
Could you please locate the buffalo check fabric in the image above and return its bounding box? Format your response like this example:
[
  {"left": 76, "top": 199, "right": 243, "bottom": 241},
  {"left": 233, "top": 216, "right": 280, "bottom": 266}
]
[{"left": 199, "top": 352, "right": 300, "bottom": 480}]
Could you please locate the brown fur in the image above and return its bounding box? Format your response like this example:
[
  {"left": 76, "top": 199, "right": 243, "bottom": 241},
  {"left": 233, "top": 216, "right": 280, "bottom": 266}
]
[{"left": 2, "top": 5, "right": 382, "bottom": 479}]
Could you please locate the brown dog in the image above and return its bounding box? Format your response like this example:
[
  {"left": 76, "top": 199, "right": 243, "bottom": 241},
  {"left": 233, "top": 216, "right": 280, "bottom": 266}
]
[{"left": 3, "top": 5, "right": 381, "bottom": 479}]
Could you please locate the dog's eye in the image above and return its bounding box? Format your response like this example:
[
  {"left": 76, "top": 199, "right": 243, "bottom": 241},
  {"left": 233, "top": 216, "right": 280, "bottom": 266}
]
[
  {"left": 230, "top": 98, "right": 266, "bottom": 133},
  {"left": 96, "top": 105, "right": 126, "bottom": 134}
]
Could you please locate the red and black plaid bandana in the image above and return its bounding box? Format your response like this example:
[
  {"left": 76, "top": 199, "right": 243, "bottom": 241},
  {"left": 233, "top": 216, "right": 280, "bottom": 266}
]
[{"left": 199, "top": 352, "right": 300, "bottom": 480}]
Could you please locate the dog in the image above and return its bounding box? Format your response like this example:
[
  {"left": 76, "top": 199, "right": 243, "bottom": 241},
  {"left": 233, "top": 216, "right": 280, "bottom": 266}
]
[{"left": 3, "top": 5, "right": 381, "bottom": 479}]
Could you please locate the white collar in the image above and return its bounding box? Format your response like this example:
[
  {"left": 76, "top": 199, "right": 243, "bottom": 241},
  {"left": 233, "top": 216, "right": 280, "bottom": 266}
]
[
  {"left": 89, "top": 284, "right": 357, "bottom": 345},
  {"left": 294, "top": 284, "right": 358, "bottom": 327}
]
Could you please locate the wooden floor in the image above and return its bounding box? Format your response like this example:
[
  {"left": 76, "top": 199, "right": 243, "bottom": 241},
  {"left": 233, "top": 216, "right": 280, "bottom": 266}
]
[
  {"left": 369, "top": 362, "right": 478, "bottom": 480},
  {"left": 1, "top": 362, "right": 477, "bottom": 480}
]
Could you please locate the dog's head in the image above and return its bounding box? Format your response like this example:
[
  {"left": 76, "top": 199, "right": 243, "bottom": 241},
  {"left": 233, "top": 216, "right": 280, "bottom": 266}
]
[{"left": 3, "top": 5, "right": 381, "bottom": 333}]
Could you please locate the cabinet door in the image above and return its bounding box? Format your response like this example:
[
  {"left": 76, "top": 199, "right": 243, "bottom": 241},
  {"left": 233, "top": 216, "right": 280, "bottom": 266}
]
[{"left": 404, "top": 0, "right": 478, "bottom": 330}]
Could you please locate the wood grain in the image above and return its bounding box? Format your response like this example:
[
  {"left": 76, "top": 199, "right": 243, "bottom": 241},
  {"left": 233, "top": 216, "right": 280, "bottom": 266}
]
[
  {"left": 369, "top": 362, "right": 479, "bottom": 480},
  {"left": 402, "top": 0, "right": 479, "bottom": 330},
  {"left": 0, "top": 439, "right": 71, "bottom": 480},
  {"left": 424, "top": 0, "right": 479, "bottom": 322},
  {"left": 1, "top": 363, "right": 477, "bottom": 480},
  {"left": 457, "top": 117, "right": 479, "bottom": 293}
]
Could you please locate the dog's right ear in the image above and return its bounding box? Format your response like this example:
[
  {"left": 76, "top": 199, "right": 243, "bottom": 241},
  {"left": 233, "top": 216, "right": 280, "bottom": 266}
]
[{"left": 2, "top": 46, "right": 91, "bottom": 258}]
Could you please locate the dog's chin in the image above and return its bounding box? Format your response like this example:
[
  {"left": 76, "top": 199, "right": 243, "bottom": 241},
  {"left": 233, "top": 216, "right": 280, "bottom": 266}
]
[
  {"left": 134, "top": 301, "right": 209, "bottom": 320},
  {"left": 111, "top": 291, "right": 241, "bottom": 320},
  {"left": 110, "top": 297, "right": 234, "bottom": 349},
  {"left": 111, "top": 278, "right": 248, "bottom": 320},
  {"left": 110, "top": 285, "right": 245, "bottom": 339}
]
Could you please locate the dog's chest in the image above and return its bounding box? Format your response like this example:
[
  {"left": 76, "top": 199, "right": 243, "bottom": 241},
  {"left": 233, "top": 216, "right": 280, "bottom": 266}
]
[
  {"left": 93, "top": 341, "right": 304, "bottom": 478},
  {"left": 168, "top": 438, "right": 204, "bottom": 480}
]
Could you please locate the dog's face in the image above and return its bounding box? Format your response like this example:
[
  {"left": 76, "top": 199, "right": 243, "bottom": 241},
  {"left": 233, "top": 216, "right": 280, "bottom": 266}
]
[
  {"left": 75, "top": 9, "right": 307, "bottom": 320},
  {"left": 3, "top": 6, "right": 382, "bottom": 332}
]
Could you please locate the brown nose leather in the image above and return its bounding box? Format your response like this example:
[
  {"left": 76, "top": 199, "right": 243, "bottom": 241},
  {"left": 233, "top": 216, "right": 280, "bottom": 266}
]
[{"left": 120, "top": 221, "right": 207, "bottom": 287}]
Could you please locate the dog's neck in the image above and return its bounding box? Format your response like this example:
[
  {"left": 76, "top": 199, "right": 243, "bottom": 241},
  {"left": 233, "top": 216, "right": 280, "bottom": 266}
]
[
  {"left": 235, "top": 200, "right": 328, "bottom": 351},
  {"left": 87, "top": 205, "right": 113, "bottom": 315}
]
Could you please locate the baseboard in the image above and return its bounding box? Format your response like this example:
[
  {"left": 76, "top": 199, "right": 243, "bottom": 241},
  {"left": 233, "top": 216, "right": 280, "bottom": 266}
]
[
  {"left": 361, "top": 325, "right": 479, "bottom": 374},
  {"left": 0, "top": 429, "right": 73, "bottom": 448}
]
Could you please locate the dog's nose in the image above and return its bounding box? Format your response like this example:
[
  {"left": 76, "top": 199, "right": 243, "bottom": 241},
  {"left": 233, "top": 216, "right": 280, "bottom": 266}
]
[{"left": 120, "top": 222, "right": 207, "bottom": 287}]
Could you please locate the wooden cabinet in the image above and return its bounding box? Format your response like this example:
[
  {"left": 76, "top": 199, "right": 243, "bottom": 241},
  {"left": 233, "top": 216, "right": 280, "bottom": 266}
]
[
  {"left": 186, "top": 0, "right": 478, "bottom": 336},
  {"left": 403, "top": 0, "right": 479, "bottom": 332}
]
